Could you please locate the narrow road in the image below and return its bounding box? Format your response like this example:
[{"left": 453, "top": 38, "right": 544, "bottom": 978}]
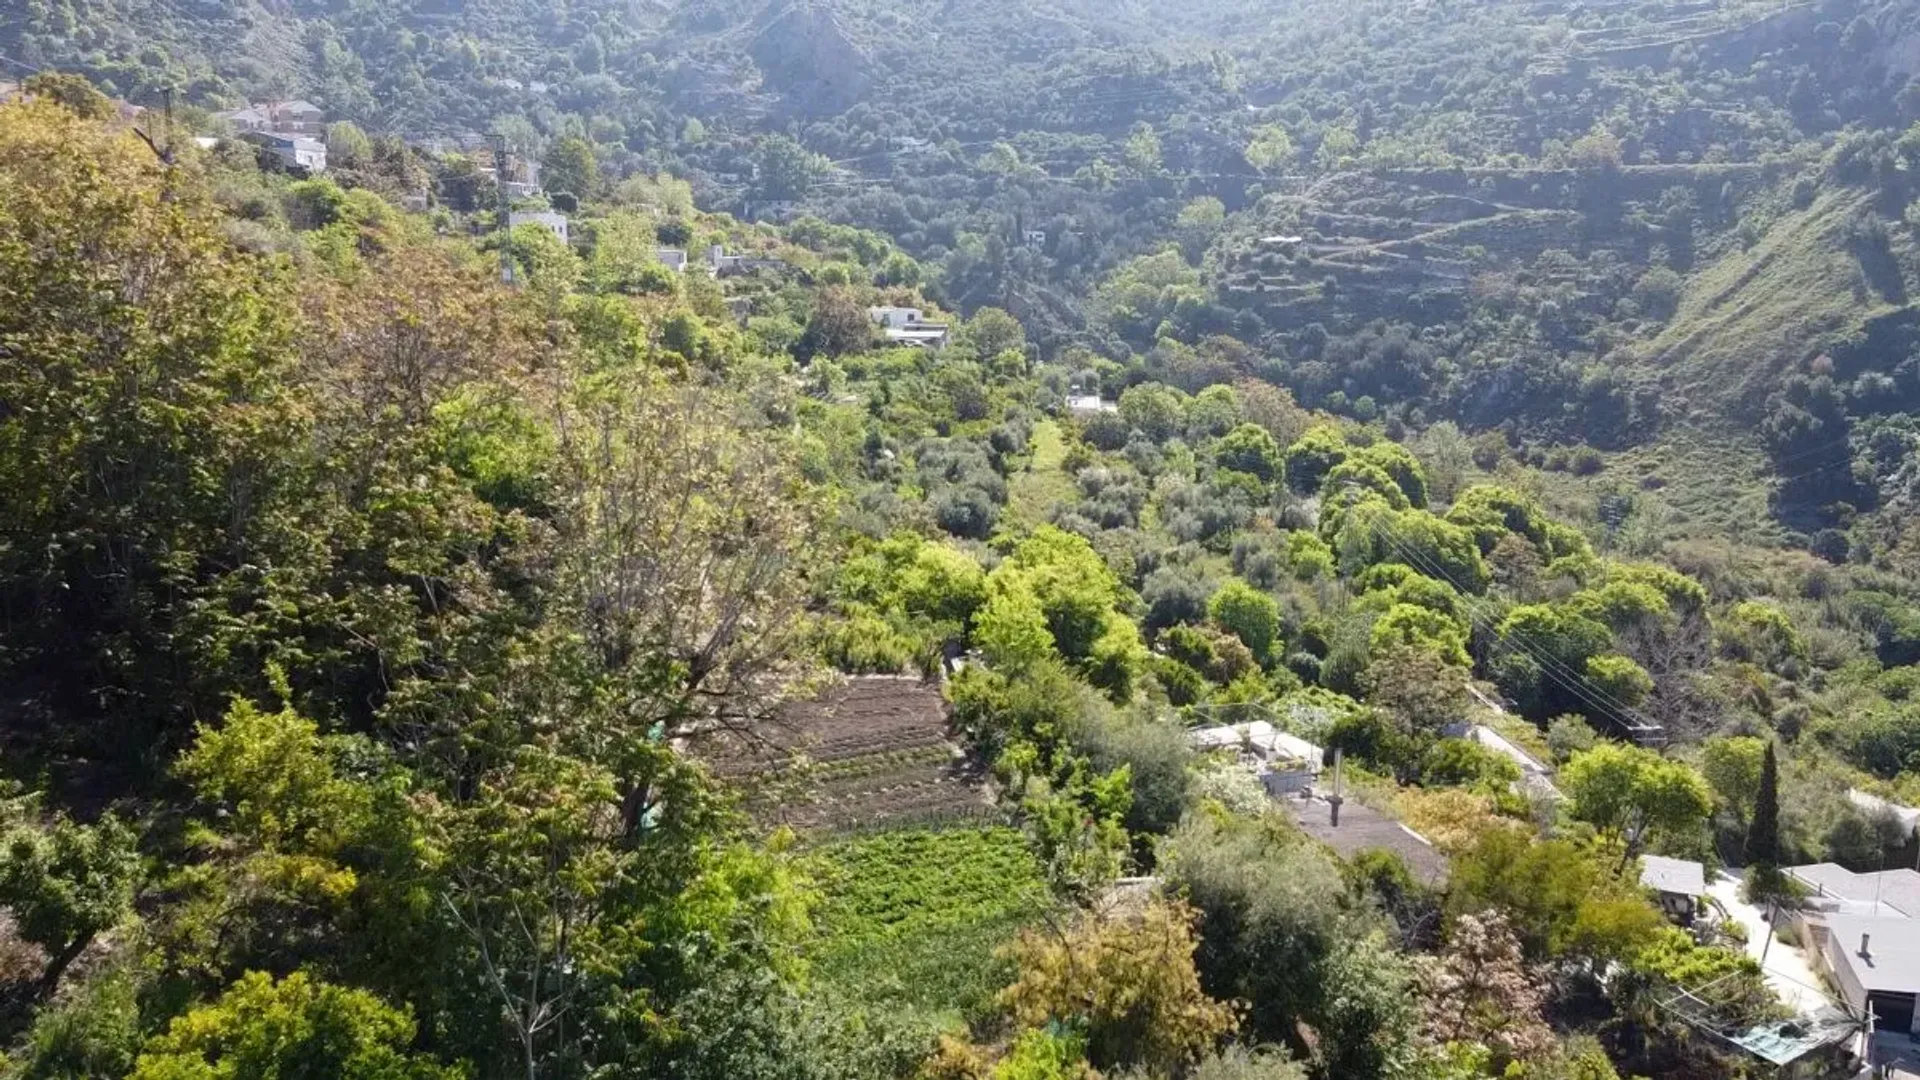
[{"left": 1703, "top": 871, "right": 1834, "bottom": 1016}]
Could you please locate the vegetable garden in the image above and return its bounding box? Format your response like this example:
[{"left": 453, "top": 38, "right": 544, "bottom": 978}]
[{"left": 808, "top": 826, "right": 1052, "bottom": 1024}]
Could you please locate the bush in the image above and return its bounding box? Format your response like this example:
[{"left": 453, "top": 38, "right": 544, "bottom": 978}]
[
  {"left": 1545, "top": 715, "right": 1597, "bottom": 763},
  {"left": 1209, "top": 579, "right": 1281, "bottom": 663},
  {"left": 934, "top": 486, "right": 1000, "bottom": 540},
  {"left": 1142, "top": 565, "right": 1214, "bottom": 632}
]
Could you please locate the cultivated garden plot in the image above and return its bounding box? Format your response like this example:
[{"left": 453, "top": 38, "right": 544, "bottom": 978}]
[
  {"left": 696, "top": 674, "right": 993, "bottom": 832},
  {"left": 806, "top": 826, "right": 1052, "bottom": 1023}
]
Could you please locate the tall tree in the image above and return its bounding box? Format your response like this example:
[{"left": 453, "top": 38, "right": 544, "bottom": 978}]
[
  {"left": 0, "top": 97, "right": 307, "bottom": 755},
  {"left": 1744, "top": 742, "right": 1781, "bottom": 888},
  {"left": 541, "top": 135, "right": 599, "bottom": 200},
  {"left": 1561, "top": 743, "right": 1712, "bottom": 863}
]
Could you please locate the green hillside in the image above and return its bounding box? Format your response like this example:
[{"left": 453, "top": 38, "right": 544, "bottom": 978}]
[
  {"left": 13, "top": 3, "right": 1920, "bottom": 1078},
  {"left": 1651, "top": 185, "right": 1914, "bottom": 412}
]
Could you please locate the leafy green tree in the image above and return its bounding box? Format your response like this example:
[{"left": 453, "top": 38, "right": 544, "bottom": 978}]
[
  {"left": 1421, "top": 739, "right": 1522, "bottom": 792},
  {"left": 0, "top": 99, "right": 308, "bottom": 752},
  {"left": 22, "top": 72, "right": 113, "bottom": 120},
  {"left": 1356, "top": 442, "right": 1429, "bottom": 508},
  {"left": 1363, "top": 644, "right": 1470, "bottom": 739},
  {"left": 988, "top": 527, "right": 1138, "bottom": 673},
  {"left": 958, "top": 307, "right": 1026, "bottom": 360},
  {"left": 1245, "top": 124, "right": 1295, "bottom": 174},
  {"left": 1718, "top": 601, "right": 1809, "bottom": 673},
  {"left": 1323, "top": 459, "right": 1408, "bottom": 511},
  {"left": 796, "top": 286, "right": 875, "bottom": 361},
  {"left": 1444, "top": 485, "right": 1550, "bottom": 555},
  {"left": 1161, "top": 813, "right": 1416, "bottom": 1075},
  {"left": 129, "top": 971, "right": 460, "bottom": 1079},
  {"left": 325, "top": 120, "right": 373, "bottom": 164},
  {"left": 1699, "top": 736, "right": 1766, "bottom": 829},
  {"left": 755, "top": 134, "right": 828, "bottom": 201},
  {"left": 1583, "top": 654, "right": 1653, "bottom": 709},
  {"left": 1492, "top": 605, "right": 1613, "bottom": 719},
  {"left": 1215, "top": 424, "right": 1284, "bottom": 485},
  {"left": 1314, "top": 125, "right": 1359, "bottom": 170},
  {"left": 1546, "top": 716, "right": 1598, "bottom": 764},
  {"left": 1000, "top": 900, "right": 1236, "bottom": 1074},
  {"left": 1446, "top": 828, "right": 1662, "bottom": 964},
  {"left": 541, "top": 134, "right": 599, "bottom": 200},
  {"left": 1561, "top": 744, "right": 1712, "bottom": 861},
  {"left": 178, "top": 697, "right": 374, "bottom": 855},
  {"left": 1118, "top": 383, "right": 1189, "bottom": 444},
  {"left": 1208, "top": 579, "right": 1281, "bottom": 664},
  {"left": 1283, "top": 426, "right": 1350, "bottom": 495},
  {"left": 1568, "top": 582, "right": 1671, "bottom": 634},
  {"left": 1369, "top": 604, "right": 1470, "bottom": 668},
  {"left": 0, "top": 799, "right": 140, "bottom": 1002},
  {"left": 1123, "top": 123, "right": 1163, "bottom": 173}
]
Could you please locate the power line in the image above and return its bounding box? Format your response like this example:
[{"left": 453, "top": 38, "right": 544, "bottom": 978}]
[
  {"left": 0, "top": 52, "right": 46, "bottom": 77},
  {"left": 1367, "top": 514, "right": 1655, "bottom": 729},
  {"left": 1360, "top": 503, "right": 1662, "bottom": 736}
]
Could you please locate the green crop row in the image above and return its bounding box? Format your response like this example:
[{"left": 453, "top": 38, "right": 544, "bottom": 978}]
[{"left": 806, "top": 825, "right": 1052, "bottom": 1024}]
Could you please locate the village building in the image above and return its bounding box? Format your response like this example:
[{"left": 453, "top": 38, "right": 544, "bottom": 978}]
[
  {"left": 1638, "top": 854, "right": 1707, "bottom": 925},
  {"left": 869, "top": 306, "right": 950, "bottom": 349},
  {"left": 508, "top": 210, "right": 570, "bottom": 242},
  {"left": 1784, "top": 863, "right": 1920, "bottom": 1035},
  {"left": 1066, "top": 393, "right": 1117, "bottom": 416},
  {"left": 243, "top": 132, "right": 327, "bottom": 172},
  {"left": 221, "top": 100, "right": 325, "bottom": 136}
]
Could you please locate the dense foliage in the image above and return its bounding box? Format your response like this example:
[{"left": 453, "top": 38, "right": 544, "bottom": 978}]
[{"left": 8, "top": 0, "right": 1920, "bottom": 1072}]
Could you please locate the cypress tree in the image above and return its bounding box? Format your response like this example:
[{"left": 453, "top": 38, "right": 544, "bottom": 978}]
[{"left": 1744, "top": 741, "right": 1781, "bottom": 874}]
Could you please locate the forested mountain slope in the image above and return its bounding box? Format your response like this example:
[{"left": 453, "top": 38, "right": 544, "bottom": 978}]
[
  {"left": 13, "top": 84, "right": 1920, "bottom": 1079},
  {"left": 13, "top": 1, "right": 1920, "bottom": 1077}
]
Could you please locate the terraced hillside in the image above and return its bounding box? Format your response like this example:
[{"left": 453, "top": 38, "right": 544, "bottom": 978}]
[{"left": 696, "top": 674, "right": 991, "bottom": 832}]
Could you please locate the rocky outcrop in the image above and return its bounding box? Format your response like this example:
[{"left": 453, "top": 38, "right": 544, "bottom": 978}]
[{"left": 750, "top": 2, "right": 872, "bottom": 116}]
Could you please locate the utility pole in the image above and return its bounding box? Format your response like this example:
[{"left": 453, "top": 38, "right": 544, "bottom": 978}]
[
  {"left": 489, "top": 132, "right": 513, "bottom": 285},
  {"left": 1758, "top": 896, "right": 1776, "bottom": 968},
  {"left": 161, "top": 85, "right": 174, "bottom": 165},
  {"left": 1329, "top": 747, "right": 1345, "bottom": 827}
]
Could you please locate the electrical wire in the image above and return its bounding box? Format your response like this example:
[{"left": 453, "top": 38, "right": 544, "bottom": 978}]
[{"left": 1360, "top": 502, "right": 1663, "bottom": 734}]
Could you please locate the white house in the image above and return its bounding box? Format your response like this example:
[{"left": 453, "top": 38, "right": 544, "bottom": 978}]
[
  {"left": 509, "top": 210, "right": 570, "bottom": 242},
  {"left": 1638, "top": 854, "right": 1706, "bottom": 924},
  {"left": 869, "top": 306, "right": 950, "bottom": 349},
  {"left": 656, "top": 248, "right": 689, "bottom": 272},
  {"left": 1786, "top": 863, "right": 1920, "bottom": 1032},
  {"left": 245, "top": 133, "right": 326, "bottom": 172},
  {"left": 869, "top": 306, "right": 926, "bottom": 329}
]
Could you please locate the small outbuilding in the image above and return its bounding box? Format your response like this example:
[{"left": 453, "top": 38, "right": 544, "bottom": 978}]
[{"left": 1638, "top": 854, "right": 1707, "bottom": 925}]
